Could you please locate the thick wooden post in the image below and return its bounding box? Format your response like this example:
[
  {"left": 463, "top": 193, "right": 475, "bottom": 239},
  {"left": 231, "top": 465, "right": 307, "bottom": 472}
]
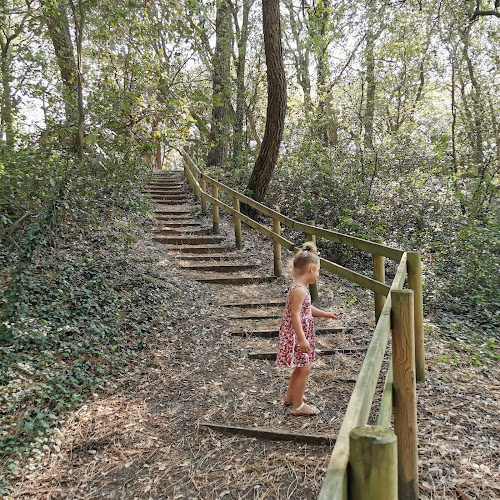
[
  {"left": 407, "top": 251, "right": 425, "bottom": 381},
  {"left": 273, "top": 214, "right": 282, "bottom": 277},
  {"left": 391, "top": 289, "right": 418, "bottom": 500},
  {"left": 372, "top": 237, "right": 385, "bottom": 322},
  {"left": 349, "top": 426, "right": 398, "bottom": 500},
  {"left": 200, "top": 177, "right": 207, "bottom": 214},
  {"left": 212, "top": 185, "right": 219, "bottom": 234},
  {"left": 306, "top": 220, "right": 318, "bottom": 302},
  {"left": 233, "top": 196, "right": 242, "bottom": 250}
]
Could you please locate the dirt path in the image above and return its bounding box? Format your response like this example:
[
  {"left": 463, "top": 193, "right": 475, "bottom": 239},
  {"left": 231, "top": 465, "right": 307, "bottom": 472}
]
[{"left": 7, "top": 171, "right": 499, "bottom": 499}]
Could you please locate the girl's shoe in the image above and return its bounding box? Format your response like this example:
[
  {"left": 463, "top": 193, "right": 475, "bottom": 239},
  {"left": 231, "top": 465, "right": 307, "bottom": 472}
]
[{"left": 291, "top": 402, "right": 320, "bottom": 416}]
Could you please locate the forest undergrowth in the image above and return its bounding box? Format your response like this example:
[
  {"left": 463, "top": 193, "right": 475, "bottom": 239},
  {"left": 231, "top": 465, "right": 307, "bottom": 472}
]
[{"left": 0, "top": 158, "right": 180, "bottom": 495}]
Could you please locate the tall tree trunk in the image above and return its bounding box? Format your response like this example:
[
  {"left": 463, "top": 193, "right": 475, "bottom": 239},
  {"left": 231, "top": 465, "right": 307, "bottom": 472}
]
[
  {"left": 286, "top": 0, "right": 311, "bottom": 108},
  {"left": 206, "top": 0, "right": 232, "bottom": 168},
  {"left": 309, "top": 0, "right": 337, "bottom": 146},
  {"left": 0, "top": 35, "right": 14, "bottom": 146},
  {"left": 363, "top": 0, "right": 376, "bottom": 150},
  {"left": 232, "top": 0, "right": 254, "bottom": 168},
  {"left": 245, "top": 0, "right": 286, "bottom": 209},
  {"left": 42, "top": 0, "right": 81, "bottom": 155}
]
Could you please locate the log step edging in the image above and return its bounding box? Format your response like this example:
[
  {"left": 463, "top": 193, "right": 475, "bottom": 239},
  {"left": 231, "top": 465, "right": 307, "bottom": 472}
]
[
  {"left": 199, "top": 422, "right": 334, "bottom": 446},
  {"left": 180, "top": 263, "right": 259, "bottom": 272},
  {"left": 195, "top": 276, "right": 277, "bottom": 285},
  {"left": 153, "top": 236, "right": 226, "bottom": 245},
  {"left": 221, "top": 301, "right": 286, "bottom": 308},
  {"left": 162, "top": 245, "right": 234, "bottom": 254},
  {"left": 230, "top": 326, "right": 344, "bottom": 338},
  {"left": 249, "top": 347, "right": 367, "bottom": 360}
]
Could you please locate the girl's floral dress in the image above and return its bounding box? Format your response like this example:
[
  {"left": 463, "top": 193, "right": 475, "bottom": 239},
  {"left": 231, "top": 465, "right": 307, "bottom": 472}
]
[{"left": 276, "top": 284, "right": 316, "bottom": 367}]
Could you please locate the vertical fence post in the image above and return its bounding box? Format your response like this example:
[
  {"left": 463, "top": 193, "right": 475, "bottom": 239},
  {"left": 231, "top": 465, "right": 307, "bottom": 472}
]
[
  {"left": 212, "top": 184, "right": 219, "bottom": 234},
  {"left": 407, "top": 251, "right": 425, "bottom": 382},
  {"left": 372, "top": 237, "right": 385, "bottom": 323},
  {"left": 200, "top": 177, "right": 207, "bottom": 214},
  {"left": 391, "top": 289, "right": 419, "bottom": 500},
  {"left": 349, "top": 425, "right": 398, "bottom": 500},
  {"left": 233, "top": 196, "right": 242, "bottom": 250},
  {"left": 273, "top": 213, "right": 282, "bottom": 277},
  {"left": 306, "top": 220, "right": 318, "bottom": 302}
]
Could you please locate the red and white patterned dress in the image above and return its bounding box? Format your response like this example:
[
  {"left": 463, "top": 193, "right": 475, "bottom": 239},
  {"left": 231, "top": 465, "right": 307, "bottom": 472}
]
[{"left": 276, "top": 284, "right": 316, "bottom": 367}]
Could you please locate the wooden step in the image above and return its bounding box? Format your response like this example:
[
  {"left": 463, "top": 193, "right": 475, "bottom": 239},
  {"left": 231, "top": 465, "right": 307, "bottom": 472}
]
[
  {"left": 155, "top": 214, "right": 198, "bottom": 220},
  {"left": 153, "top": 228, "right": 212, "bottom": 236},
  {"left": 160, "top": 221, "right": 202, "bottom": 227},
  {"left": 154, "top": 209, "right": 193, "bottom": 216},
  {"left": 162, "top": 245, "right": 234, "bottom": 254},
  {"left": 153, "top": 235, "right": 226, "bottom": 245},
  {"left": 228, "top": 314, "right": 282, "bottom": 320},
  {"left": 176, "top": 254, "right": 244, "bottom": 261},
  {"left": 195, "top": 276, "right": 277, "bottom": 285},
  {"left": 179, "top": 262, "right": 258, "bottom": 272},
  {"left": 154, "top": 199, "right": 190, "bottom": 205},
  {"left": 249, "top": 346, "right": 367, "bottom": 360},
  {"left": 230, "top": 326, "right": 344, "bottom": 338},
  {"left": 221, "top": 301, "right": 285, "bottom": 308},
  {"left": 199, "top": 422, "right": 334, "bottom": 446}
]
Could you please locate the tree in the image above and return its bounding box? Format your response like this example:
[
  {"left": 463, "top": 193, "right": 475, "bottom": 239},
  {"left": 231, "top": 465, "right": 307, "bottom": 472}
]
[
  {"left": 206, "top": 0, "right": 233, "bottom": 168},
  {"left": 0, "top": 0, "right": 33, "bottom": 146},
  {"left": 245, "top": 0, "right": 286, "bottom": 207}
]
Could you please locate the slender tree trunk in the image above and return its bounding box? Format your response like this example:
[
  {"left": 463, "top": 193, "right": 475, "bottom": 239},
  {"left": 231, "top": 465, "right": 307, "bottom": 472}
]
[
  {"left": 42, "top": 0, "right": 81, "bottom": 154},
  {"left": 363, "top": 0, "right": 376, "bottom": 150},
  {"left": 245, "top": 0, "right": 286, "bottom": 209},
  {"left": 206, "top": 0, "right": 232, "bottom": 168},
  {"left": 0, "top": 36, "right": 14, "bottom": 146},
  {"left": 232, "top": 0, "right": 254, "bottom": 168}
]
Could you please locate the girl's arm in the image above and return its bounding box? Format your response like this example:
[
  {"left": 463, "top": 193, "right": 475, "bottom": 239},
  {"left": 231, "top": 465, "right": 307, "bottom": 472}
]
[
  {"left": 289, "top": 287, "right": 310, "bottom": 353},
  {"left": 311, "top": 306, "right": 338, "bottom": 319}
]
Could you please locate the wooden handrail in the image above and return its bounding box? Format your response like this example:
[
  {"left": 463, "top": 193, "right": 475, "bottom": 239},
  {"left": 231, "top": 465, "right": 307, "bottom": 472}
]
[
  {"left": 318, "top": 253, "right": 408, "bottom": 500},
  {"left": 202, "top": 172, "right": 404, "bottom": 261}
]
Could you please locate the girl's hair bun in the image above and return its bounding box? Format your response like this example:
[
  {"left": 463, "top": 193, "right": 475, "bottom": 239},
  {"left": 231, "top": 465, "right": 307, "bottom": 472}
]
[{"left": 302, "top": 241, "right": 318, "bottom": 254}]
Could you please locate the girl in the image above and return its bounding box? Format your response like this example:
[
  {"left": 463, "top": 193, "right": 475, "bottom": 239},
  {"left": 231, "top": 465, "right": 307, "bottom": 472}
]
[{"left": 276, "top": 242, "right": 338, "bottom": 416}]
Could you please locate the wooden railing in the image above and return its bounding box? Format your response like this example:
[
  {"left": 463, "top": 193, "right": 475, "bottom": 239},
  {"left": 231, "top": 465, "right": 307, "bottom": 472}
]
[{"left": 181, "top": 150, "right": 425, "bottom": 500}]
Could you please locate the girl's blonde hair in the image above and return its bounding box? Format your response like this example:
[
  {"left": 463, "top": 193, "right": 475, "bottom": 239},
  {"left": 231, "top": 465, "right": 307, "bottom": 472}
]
[{"left": 292, "top": 242, "right": 320, "bottom": 276}]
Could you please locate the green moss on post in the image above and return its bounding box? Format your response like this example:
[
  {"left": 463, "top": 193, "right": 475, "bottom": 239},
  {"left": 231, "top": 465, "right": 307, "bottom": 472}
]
[{"left": 349, "top": 425, "right": 397, "bottom": 500}]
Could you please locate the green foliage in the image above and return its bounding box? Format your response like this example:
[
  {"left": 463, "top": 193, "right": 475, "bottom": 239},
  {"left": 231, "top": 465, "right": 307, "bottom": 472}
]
[{"left": 0, "top": 208, "right": 178, "bottom": 492}]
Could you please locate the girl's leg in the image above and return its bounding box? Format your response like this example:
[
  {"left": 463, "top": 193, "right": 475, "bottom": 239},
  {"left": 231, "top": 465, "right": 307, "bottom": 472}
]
[{"left": 287, "top": 366, "right": 310, "bottom": 407}]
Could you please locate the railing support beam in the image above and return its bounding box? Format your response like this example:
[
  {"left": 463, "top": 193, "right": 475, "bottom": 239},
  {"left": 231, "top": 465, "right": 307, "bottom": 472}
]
[
  {"left": 306, "top": 220, "right": 318, "bottom": 302},
  {"left": 233, "top": 197, "right": 242, "bottom": 250},
  {"left": 407, "top": 251, "right": 425, "bottom": 381},
  {"left": 273, "top": 214, "right": 282, "bottom": 277},
  {"left": 392, "top": 289, "right": 419, "bottom": 500},
  {"left": 372, "top": 237, "right": 385, "bottom": 322},
  {"left": 349, "top": 425, "right": 398, "bottom": 500},
  {"left": 212, "top": 185, "right": 219, "bottom": 234}
]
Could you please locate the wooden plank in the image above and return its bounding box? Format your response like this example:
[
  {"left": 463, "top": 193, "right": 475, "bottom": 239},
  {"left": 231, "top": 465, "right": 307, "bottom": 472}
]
[
  {"left": 199, "top": 421, "right": 335, "bottom": 446},
  {"left": 249, "top": 347, "right": 367, "bottom": 360},
  {"left": 231, "top": 326, "right": 344, "bottom": 337}
]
